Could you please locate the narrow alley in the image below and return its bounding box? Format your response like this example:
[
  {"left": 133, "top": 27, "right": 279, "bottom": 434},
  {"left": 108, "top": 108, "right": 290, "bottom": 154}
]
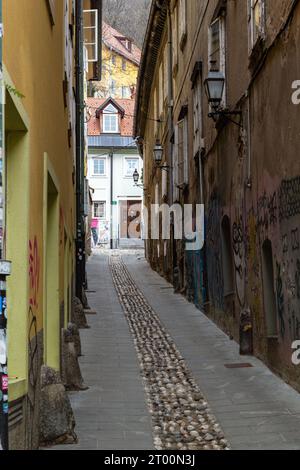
[
  {"left": 54, "top": 251, "right": 300, "bottom": 451},
  {"left": 3, "top": 0, "right": 300, "bottom": 455}
]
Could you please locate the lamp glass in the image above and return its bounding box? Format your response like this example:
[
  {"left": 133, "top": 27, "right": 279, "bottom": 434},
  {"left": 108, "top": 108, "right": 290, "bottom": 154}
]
[
  {"left": 205, "top": 70, "right": 225, "bottom": 107},
  {"left": 153, "top": 143, "right": 163, "bottom": 164},
  {"left": 133, "top": 169, "right": 139, "bottom": 184}
]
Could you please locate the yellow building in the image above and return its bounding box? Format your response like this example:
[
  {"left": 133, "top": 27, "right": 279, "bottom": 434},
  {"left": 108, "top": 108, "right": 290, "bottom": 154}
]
[
  {"left": 91, "top": 22, "right": 141, "bottom": 99},
  {"left": 2, "top": 0, "right": 99, "bottom": 449}
]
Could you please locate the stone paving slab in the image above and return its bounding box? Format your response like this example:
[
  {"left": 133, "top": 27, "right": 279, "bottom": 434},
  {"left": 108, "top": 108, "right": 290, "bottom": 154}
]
[
  {"left": 52, "top": 252, "right": 153, "bottom": 451},
  {"left": 123, "top": 252, "right": 300, "bottom": 450}
]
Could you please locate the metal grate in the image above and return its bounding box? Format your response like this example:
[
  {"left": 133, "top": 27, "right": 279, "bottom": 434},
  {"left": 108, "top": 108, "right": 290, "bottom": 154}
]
[{"left": 8, "top": 401, "right": 23, "bottom": 429}]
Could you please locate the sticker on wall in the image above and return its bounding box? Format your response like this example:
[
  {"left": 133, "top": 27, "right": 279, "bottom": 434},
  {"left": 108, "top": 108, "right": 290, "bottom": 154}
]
[
  {"left": 3, "top": 402, "right": 8, "bottom": 414},
  {"left": 1, "top": 375, "right": 8, "bottom": 392},
  {"left": 0, "top": 330, "right": 6, "bottom": 364}
]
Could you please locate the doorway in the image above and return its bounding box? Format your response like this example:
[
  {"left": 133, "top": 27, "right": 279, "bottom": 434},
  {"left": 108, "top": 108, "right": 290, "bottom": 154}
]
[{"left": 120, "top": 200, "right": 141, "bottom": 239}]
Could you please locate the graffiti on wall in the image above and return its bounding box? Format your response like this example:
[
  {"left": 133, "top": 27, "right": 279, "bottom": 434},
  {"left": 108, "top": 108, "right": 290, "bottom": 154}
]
[
  {"left": 29, "top": 237, "right": 40, "bottom": 309},
  {"left": 206, "top": 192, "right": 224, "bottom": 309},
  {"left": 28, "top": 237, "right": 40, "bottom": 447},
  {"left": 279, "top": 176, "right": 300, "bottom": 221},
  {"left": 275, "top": 262, "right": 285, "bottom": 339},
  {"left": 60, "top": 207, "right": 64, "bottom": 247},
  {"left": 257, "top": 190, "right": 278, "bottom": 233},
  {"left": 232, "top": 216, "right": 245, "bottom": 307}
]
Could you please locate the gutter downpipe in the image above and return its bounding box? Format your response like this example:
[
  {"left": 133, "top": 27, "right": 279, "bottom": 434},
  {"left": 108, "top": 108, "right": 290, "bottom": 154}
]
[
  {"left": 75, "top": 0, "right": 85, "bottom": 301},
  {"left": 110, "top": 149, "right": 114, "bottom": 250},
  {"left": 167, "top": 2, "right": 174, "bottom": 206},
  {"left": 166, "top": 2, "right": 176, "bottom": 279}
]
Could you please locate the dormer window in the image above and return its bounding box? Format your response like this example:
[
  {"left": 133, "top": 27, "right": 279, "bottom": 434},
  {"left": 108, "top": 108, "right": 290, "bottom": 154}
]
[
  {"left": 125, "top": 39, "right": 132, "bottom": 52},
  {"left": 118, "top": 36, "right": 132, "bottom": 53},
  {"left": 103, "top": 103, "right": 119, "bottom": 133},
  {"left": 96, "top": 98, "right": 125, "bottom": 134}
]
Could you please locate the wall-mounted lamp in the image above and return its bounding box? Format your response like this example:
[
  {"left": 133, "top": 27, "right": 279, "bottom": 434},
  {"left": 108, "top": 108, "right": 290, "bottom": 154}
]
[
  {"left": 133, "top": 169, "right": 147, "bottom": 192},
  {"left": 153, "top": 140, "right": 171, "bottom": 171},
  {"left": 204, "top": 70, "right": 242, "bottom": 127}
]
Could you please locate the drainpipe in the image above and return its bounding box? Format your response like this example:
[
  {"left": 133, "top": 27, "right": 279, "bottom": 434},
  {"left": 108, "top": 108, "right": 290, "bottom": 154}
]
[
  {"left": 167, "top": 3, "right": 174, "bottom": 205},
  {"left": 110, "top": 149, "right": 114, "bottom": 250},
  {"left": 0, "top": 0, "right": 11, "bottom": 451},
  {"left": 166, "top": 3, "right": 176, "bottom": 277},
  {"left": 246, "top": 90, "right": 252, "bottom": 188},
  {"left": 75, "top": 0, "right": 86, "bottom": 301}
]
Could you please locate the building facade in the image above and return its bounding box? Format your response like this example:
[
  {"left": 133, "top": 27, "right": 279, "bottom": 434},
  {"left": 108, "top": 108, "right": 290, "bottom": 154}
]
[
  {"left": 135, "top": 0, "right": 300, "bottom": 391},
  {"left": 87, "top": 97, "right": 143, "bottom": 248},
  {"left": 90, "top": 22, "right": 141, "bottom": 99},
  {"left": 1, "top": 0, "right": 101, "bottom": 449}
]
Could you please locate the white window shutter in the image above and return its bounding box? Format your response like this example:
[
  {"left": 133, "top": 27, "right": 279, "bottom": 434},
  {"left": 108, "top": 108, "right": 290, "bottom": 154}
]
[
  {"left": 83, "top": 9, "right": 99, "bottom": 63},
  {"left": 183, "top": 117, "right": 189, "bottom": 184},
  {"left": 173, "top": 126, "right": 179, "bottom": 200}
]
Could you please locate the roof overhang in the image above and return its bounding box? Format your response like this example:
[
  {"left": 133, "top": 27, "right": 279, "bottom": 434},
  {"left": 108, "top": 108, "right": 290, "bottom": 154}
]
[{"left": 133, "top": 0, "right": 168, "bottom": 140}]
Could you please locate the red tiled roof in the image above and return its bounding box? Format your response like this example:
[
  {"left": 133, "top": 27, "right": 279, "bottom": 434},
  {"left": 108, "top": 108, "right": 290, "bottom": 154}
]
[
  {"left": 87, "top": 97, "right": 135, "bottom": 137},
  {"left": 102, "top": 22, "right": 141, "bottom": 66}
]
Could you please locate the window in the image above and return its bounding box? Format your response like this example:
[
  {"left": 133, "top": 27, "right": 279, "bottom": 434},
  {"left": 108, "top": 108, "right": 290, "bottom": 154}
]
[
  {"left": 176, "top": 117, "right": 188, "bottom": 187},
  {"left": 94, "top": 201, "right": 106, "bottom": 219},
  {"left": 193, "top": 77, "right": 202, "bottom": 157},
  {"left": 209, "top": 17, "right": 226, "bottom": 103},
  {"left": 209, "top": 17, "right": 225, "bottom": 72},
  {"left": 125, "top": 158, "right": 139, "bottom": 177},
  {"left": 248, "top": 0, "right": 265, "bottom": 49},
  {"left": 122, "top": 86, "right": 131, "bottom": 99},
  {"left": 123, "top": 39, "right": 132, "bottom": 52},
  {"left": 46, "top": 0, "right": 56, "bottom": 25},
  {"left": 83, "top": 8, "right": 99, "bottom": 62},
  {"left": 111, "top": 54, "right": 116, "bottom": 65},
  {"left": 103, "top": 114, "right": 118, "bottom": 133},
  {"left": 172, "top": 6, "right": 178, "bottom": 66},
  {"left": 110, "top": 79, "right": 116, "bottom": 96},
  {"left": 122, "top": 59, "right": 127, "bottom": 71},
  {"left": 158, "top": 63, "right": 163, "bottom": 116},
  {"left": 103, "top": 103, "right": 119, "bottom": 133},
  {"left": 93, "top": 158, "right": 106, "bottom": 175},
  {"left": 178, "top": 0, "right": 187, "bottom": 50}
]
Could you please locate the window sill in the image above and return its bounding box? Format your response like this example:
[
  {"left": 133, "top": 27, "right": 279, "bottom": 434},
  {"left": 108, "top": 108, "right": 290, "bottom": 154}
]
[
  {"left": 248, "top": 36, "right": 266, "bottom": 75},
  {"left": 8, "top": 378, "right": 27, "bottom": 402}
]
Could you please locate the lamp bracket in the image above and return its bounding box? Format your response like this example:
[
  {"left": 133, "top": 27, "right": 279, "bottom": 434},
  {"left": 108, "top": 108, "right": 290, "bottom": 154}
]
[
  {"left": 208, "top": 109, "right": 242, "bottom": 127},
  {"left": 156, "top": 165, "right": 171, "bottom": 172}
]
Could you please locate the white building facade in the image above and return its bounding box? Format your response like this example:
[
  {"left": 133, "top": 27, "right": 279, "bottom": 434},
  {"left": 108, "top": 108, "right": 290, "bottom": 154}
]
[{"left": 88, "top": 137, "right": 143, "bottom": 249}]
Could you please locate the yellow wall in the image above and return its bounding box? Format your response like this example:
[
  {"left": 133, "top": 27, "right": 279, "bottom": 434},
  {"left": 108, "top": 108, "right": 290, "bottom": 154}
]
[
  {"left": 98, "top": 44, "right": 139, "bottom": 98},
  {"left": 3, "top": 0, "right": 76, "bottom": 397}
]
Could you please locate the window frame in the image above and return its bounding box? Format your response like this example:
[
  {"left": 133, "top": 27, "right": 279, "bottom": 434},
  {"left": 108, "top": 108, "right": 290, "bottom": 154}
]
[
  {"left": 94, "top": 201, "right": 106, "bottom": 219},
  {"left": 193, "top": 79, "right": 203, "bottom": 157},
  {"left": 93, "top": 157, "right": 107, "bottom": 176},
  {"left": 178, "top": 0, "right": 187, "bottom": 50},
  {"left": 103, "top": 114, "right": 119, "bottom": 133},
  {"left": 208, "top": 16, "right": 226, "bottom": 106},
  {"left": 122, "top": 86, "right": 131, "bottom": 99},
  {"left": 248, "top": 0, "right": 265, "bottom": 51},
  {"left": 176, "top": 116, "right": 189, "bottom": 187},
  {"left": 124, "top": 157, "right": 139, "bottom": 178},
  {"left": 46, "top": 0, "right": 56, "bottom": 26}
]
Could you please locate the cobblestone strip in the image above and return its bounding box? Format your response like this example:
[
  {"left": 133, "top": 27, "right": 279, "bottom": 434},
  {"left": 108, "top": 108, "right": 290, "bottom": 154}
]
[{"left": 110, "top": 255, "right": 230, "bottom": 451}]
